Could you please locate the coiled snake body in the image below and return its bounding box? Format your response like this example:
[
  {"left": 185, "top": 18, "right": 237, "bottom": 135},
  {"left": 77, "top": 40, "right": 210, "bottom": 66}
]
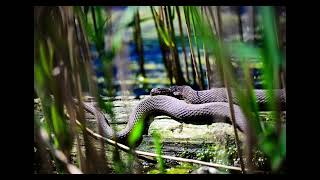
[{"left": 82, "top": 86, "right": 286, "bottom": 145}]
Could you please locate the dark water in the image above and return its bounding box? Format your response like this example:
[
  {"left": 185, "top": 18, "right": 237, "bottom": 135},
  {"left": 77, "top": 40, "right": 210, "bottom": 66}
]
[
  {"left": 90, "top": 37, "right": 192, "bottom": 96},
  {"left": 91, "top": 37, "right": 263, "bottom": 96}
]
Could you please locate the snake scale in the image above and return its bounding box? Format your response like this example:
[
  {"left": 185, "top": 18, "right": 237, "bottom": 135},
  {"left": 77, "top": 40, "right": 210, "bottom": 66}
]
[{"left": 82, "top": 86, "right": 286, "bottom": 145}]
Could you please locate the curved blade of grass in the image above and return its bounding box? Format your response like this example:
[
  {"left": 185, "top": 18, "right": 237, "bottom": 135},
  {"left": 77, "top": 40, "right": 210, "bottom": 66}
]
[
  {"left": 51, "top": 103, "right": 72, "bottom": 150},
  {"left": 35, "top": 52, "right": 55, "bottom": 142},
  {"left": 279, "top": 127, "right": 286, "bottom": 158},
  {"left": 259, "top": 6, "right": 285, "bottom": 170},
  {"left": 260, "top": 6, "right": 281, "bottom": 92},
  {"left": 48, "top": 40, "right": 54, "bottom": 74},
  {"left": 126, "top": 16, "right": 153, "bottom": 28},
  {"left": 34, "top": 64, "right": 45, "bottom": 91},
  {"left": 95, "top": 6, "right": 106, "bottom": 32},
  {"left": 152, "top": 131, "right": 165, "bottom": 174},
  {"left": 39, "top": 42, "right": 50, "bottom": 77},
  {"left": 158, "top": 25, "right": 174, "bottom": 47},
  {"left": 227, "top": 41, "right": 263, "bottom": 61},
  {"left": 128, "top": 119, "right": 144, "bottom": 147},
  {"left": 74, "top": 6, "right": 95, "bottom": 43},
  {"left": 127, "top": 118, "right": 145, "bottom": 173},
  {"left": 259, "top": 6, "right": 282, "bottom": 110},
  {"left": 150, "top": 6, "right": 174, "bottom": 47}
]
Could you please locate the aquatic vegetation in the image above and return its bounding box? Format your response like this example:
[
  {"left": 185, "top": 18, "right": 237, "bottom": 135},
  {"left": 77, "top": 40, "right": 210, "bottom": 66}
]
[{"left": 34, "top": 6, "right": 286, "bottom": 174}]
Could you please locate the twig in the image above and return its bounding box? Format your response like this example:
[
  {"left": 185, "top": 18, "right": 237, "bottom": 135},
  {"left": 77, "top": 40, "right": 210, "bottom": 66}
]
[{"left": 75, "top": 119, "right": 264, "bottom": 173}]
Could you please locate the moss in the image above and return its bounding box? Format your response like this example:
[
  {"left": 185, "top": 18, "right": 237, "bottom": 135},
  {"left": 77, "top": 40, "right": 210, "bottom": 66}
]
[
  {"left": 147, "top": 163, "right": 195, "bottom": 174},
  {"left": 148, "top": 121, "right": 246, "bottom": 144},
  {"left": 166, "top": 167, "right": 191, "bottom": 174},
  {"left": 179, "top": 162, "right": 194, "bottom": 169},
  {"left": 177, "top": 143, "right": 241, "bottom": 174},
  {"left": 147, "top": 169, "right": 161, "bottom": 174}
]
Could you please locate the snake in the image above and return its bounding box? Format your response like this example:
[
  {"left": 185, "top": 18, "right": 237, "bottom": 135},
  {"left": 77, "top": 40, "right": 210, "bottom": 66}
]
[
  {"left": 150, "top": 86, "right": 286, "bottom": 111},
  {"left": 81, "top": 86, "right": 286, "bottom": 146}
]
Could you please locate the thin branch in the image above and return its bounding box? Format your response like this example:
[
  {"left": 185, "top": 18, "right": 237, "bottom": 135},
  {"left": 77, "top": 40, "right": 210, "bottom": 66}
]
[{"left": 75, "top": 119, "right": 265, "bottom": 173}]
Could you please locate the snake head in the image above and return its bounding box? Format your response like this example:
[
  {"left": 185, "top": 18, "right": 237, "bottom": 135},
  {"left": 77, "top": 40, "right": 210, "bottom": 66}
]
[
  {"left": 150, "top": 87, "right": 173, "bottom": 96},
  {"left": 150, "top": 86, "right": 185, "bottom": 99}
]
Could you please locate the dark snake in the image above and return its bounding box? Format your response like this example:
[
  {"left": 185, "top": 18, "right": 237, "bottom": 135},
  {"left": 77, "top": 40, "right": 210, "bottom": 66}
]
[{"left": 81, "top": 86, "right": 286, "bottom": 145}]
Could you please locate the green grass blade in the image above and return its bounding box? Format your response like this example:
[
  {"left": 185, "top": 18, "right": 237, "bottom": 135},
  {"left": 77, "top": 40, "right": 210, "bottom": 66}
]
[
  {"left": 128, "top": 119, "right": 144, "bottom": 147},
  {"left": 152, "top": 131, "right": 165, "bottom": 174},
  {"left": 39, "top": 42, "right": 50, "bottom": 77},
  {"left": 150, "top": 6, "right": 174, "bottom": 47}
]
